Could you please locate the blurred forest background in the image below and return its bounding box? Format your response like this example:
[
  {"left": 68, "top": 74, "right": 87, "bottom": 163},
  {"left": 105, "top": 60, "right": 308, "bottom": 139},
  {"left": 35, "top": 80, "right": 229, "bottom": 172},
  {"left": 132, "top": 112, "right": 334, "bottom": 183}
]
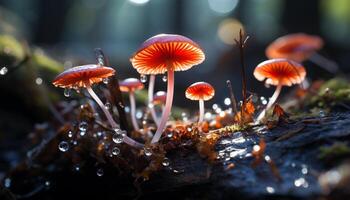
[{"left": 0, "top": 0, "right": 350, "bottom": 155}]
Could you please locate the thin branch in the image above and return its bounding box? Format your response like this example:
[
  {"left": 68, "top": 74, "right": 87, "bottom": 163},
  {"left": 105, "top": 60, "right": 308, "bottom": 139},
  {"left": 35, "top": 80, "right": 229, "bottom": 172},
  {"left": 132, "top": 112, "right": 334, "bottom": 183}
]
[{"left": 94, "top": 48, "right": 130, "bottom": 132}]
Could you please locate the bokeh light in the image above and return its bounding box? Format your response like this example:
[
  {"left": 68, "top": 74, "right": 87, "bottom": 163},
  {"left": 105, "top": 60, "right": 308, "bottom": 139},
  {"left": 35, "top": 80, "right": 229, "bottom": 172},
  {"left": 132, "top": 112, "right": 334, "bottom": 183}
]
[
  {"left": 217, "top": 18, "right": 244, "bottom": 45},
  {"left": 208, "top": 0, "right": 239, "bottom": 15},
  {"left": 128, "top": 0, "right": 150, "bottom": 5}
]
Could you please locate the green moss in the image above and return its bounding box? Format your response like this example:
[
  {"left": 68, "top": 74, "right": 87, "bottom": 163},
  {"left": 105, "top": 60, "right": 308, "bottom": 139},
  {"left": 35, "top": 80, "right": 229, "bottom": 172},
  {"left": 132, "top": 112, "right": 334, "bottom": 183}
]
[
  {"left": 319, "top": 142, "right": 350, "bottom": 161},
  {"left": 32, "top": 49, "right": 63, "bottom": 74},
  {"left": 0, "top": 35, "right": 26, "bottom": 65}
]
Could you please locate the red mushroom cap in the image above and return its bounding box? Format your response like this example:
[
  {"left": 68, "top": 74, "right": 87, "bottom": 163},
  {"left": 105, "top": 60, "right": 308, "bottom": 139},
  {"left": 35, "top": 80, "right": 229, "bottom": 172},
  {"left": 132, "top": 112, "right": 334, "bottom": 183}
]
[
  {"left": 153, "top": 91, "right": 167, "bottom": 104},
  {"left": 266, "top": 33, "right": 323, "bottom": 62},
  {"left": 130, "top": 34, "right": 205, "bottom": 75},
  {"left": 185, "top": 82, "right": 215, "bottom": 101},
  {"left": 119, "top": 78, "right": 144, "bottom": 92},
  {"left": 254, "top": 58, "right": 306, "bottom": 86},
  {"left": 52, "top": 64, "right": 115, "bottom": 88}
]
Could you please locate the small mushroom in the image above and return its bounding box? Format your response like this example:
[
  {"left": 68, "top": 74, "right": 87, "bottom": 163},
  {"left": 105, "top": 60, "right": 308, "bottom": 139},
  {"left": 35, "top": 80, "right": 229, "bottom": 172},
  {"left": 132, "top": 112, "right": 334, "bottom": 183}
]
[
  {"left": 254, "top": 59, "right": 306, "bottom": 122},
  {"left": 119, "top": 78, "right": 144, "bottom": 131},
  {"left": 266, "top": 33, "right": 338, "bottom": 73},
  {"left": 151, "top": 91, "right": 166, "bottom": 125},
  {"left": 52, "top": 64, "right": 143, "bottom": 148},
  {"left": 130, "top": 34, "right": 205, "bottom": 143},
  {"left": 185, "top": 82, "right": 215, "bottom": 123}
]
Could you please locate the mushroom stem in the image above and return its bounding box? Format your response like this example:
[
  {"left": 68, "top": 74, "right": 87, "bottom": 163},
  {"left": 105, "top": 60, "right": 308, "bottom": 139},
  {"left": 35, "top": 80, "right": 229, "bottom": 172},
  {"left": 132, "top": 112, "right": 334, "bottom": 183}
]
[
  {"left": 256, "top": 84, "right": 283, "bottom": 122},
  {"left": 148, "top": 75, "right": 159, "bottom": 126},
  {"left": 86, "top": 84, "right": 118, "bottom": 128},
  {"left": 129, "top": 90, "right": 139, "bottom": 131},
  {"left": 309, "top": 52, "right": 339, "bottom": 74},
  {"left": 151, "top": 67, "right": 174, "bottom": 143},
  {"left": 198, "top": 99, "right": 205, "bottom": 123},
  {"left": 85, "top": 84, "right": 144, "bottom": 148}
]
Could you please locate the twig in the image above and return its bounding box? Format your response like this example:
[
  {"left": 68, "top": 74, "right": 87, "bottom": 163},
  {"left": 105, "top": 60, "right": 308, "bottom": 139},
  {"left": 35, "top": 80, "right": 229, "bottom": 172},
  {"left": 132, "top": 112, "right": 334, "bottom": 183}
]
[
  {"left": 234, "top": 29, "right": 249, "bottom": 124},
  {"left": 94, "top": 48, "right": 130, "bottom": 132}
]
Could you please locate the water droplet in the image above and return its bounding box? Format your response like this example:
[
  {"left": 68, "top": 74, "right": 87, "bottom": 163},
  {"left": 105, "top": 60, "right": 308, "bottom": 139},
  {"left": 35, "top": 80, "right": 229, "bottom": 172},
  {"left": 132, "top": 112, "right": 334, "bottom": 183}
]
[
  {"left": 294, "top": 177, "right": 307, "bottom": 187},
  {"left": 104, "top": 102, "right": 111, "bottom": 110},
  {"left": 162, "top": 157, "right": 170, "bottom": 166},
  {"left": 35, "top": 77, "right": 43, "bottom": 85},
  {"left": 144, "top": 147, "right": 152, "bottom": 156},
  {"left": 4, "top": 178, "right": 11, "bottom": 188},
  {"left": 74, "top": 165, "right": 80, "bottom": 171},
  {"left": 319, "top": 110, "right": 325, "bottom": 117},
  {"left": 112, "top": 147, "right": 120, "bottom": 156},
  {"left": 80, "top": 131, "right": 86, "bottom": 136},
  {"left": 68, "top": 131, "right": 73, "bottom": 138},
  {"left": 162, "top": 75, "right": 167, "bottom": 82},
  {"left": 136, "top": 111, "right": 143, "bottom": 119},
  {"left": 58, "top": 141, "right": 69, "bottom": 152},
  {"left": 187, "top": 127, "right": 192, "bottom": 132},
  {"left": 266, "top": 186, "right": 275, "bottom": 194},
  {"left": 102, "top": 78, "right": 109, "bottom": 84},
  {"left": 167, "top": 132, "right": 173, "bottom": 138},
  {"left": 64, "top": 88, "right": 71, "bottom": 97},
  {"left": 140, "top": 74, "right": 147, "bottom": 83},
  {"left": 112, "top": 133, "right": 124, "bottom": 144},
  {"left": 0, "top": 67, "right": 8, "bottom": 75},
  {"left": 79, "top": 121, "right": 88, "bottom": 132},
  {"left": 45, "top": 181, "right": 51, "bottom": 188},
  {"left": 224, "top": 98, "right": 231, "bottom": 105},
  {"left": 96, "top": 168, "right": 104, "bottom": 177}
]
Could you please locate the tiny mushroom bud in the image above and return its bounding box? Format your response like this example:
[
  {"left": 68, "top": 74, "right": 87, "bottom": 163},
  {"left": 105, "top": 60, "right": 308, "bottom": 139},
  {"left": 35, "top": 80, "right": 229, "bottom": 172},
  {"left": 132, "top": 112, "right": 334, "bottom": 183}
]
[
  {"left": 119, "top": 78, "right": 144, "bottom": 131},
  {"left": 254, "top": 58, "right": 306, "bottom": 122},
  {"left": 151, "top": 91, "right": 167, "bottom": 125},
  {"left": 52, "top": 64, "right": 143, "bottom": 148},
  {"left": 266, "top": 33, "right": 338, "bottom": 73},
  {"left": 185, "top": 82, "right": 215, "bottom": 123},
  {"left": 130, "top": 34, "right": 205, "bottom": 143}
]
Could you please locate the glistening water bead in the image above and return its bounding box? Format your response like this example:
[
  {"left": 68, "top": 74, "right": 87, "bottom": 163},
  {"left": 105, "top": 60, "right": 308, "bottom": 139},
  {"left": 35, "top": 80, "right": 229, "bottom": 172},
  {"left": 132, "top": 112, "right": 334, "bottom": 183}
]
[
  {"left": 79, "top": 121, "right": 88, "bottom": 132},
  {"left": 140, "top": 74, "right": 147, "bottom": 83},
  {"left": 112, "top": 133, "right": 123, "bottom": 144},
  {"left": 58, "top": 141, "right": 69, "bottom": 152},
  {"left": 0, "top": 67, "right": 8, "bottom": 75},
  {"left": 102, "top": 78, "right": 109, "bottom": 84},
  {"left": 104, "top": 102, "right": 111, "bottom": 110},
  {"left": 144, "top": 147, "right": 152, "bottom": 156},
  {"left": 64, "top": 88, "right": 71, "bottom": 97},
  {"left": 96, "top": 168, "right": 104, "bottom": 177},
  {"left": 162, "top": 75, "right": 167, "bottom": 82},
  {"left": 162, "top": 157, "right": 170, "bottom": 166},
  {"left": 112, "top": 147, "right": 120, "bottom": 156}
]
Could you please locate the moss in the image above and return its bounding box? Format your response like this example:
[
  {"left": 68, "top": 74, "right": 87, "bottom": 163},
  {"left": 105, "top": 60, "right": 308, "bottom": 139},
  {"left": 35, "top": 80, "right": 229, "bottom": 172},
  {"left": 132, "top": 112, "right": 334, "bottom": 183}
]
[
  {"left": 32, "top": 49, "right": 63, "bottom": 74},
  {"left": 0, "top": 35, "right": 26, "bottom": 65},
  {"left": 319, "top": 142, "right": 350, "bottom": 161}
]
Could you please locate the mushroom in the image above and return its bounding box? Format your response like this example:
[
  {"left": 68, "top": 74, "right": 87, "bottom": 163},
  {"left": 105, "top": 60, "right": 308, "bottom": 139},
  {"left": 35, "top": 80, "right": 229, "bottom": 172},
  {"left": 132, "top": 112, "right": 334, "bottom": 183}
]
[
  {"left": 52, "top": 64, "right": 143, "bottom": 148},
  {"left": 266, "top": 33, "right": 338, "bottom": 73},
  {"left": 254, "top": 58, "right": 306, "bottom": 122},
  {"left": 151, "top": 91, "right": 166, "bottom": 124},
  {"left": 185, "top": 82, "right": 215, "bottom": 123},
  {"left": 130, "top": 34, "right": 205, "bottom": 143},
  {"left": 119, "top": 78, "right": 144, "bottom": 131}
]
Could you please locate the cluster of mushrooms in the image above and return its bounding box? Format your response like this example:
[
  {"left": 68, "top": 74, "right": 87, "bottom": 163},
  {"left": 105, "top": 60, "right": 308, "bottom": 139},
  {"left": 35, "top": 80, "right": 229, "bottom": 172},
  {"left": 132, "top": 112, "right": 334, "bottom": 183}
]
[{"left": 52, "top": 33, "right": 333, "bottom": 149}]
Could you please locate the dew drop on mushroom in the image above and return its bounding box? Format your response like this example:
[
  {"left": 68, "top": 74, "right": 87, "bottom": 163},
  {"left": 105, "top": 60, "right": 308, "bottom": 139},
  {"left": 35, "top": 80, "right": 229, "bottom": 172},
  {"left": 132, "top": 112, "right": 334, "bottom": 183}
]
[
  {"left": 140, "top": 74, "right": 147, "bottom": 83},
  {"left": 58, "top": 141, "right": 69, "bottom": 152}
]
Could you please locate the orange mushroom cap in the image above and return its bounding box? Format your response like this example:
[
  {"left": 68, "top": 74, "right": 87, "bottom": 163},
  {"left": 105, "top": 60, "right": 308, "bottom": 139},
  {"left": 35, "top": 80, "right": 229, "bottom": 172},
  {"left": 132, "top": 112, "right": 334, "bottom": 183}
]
[
  {"left": 185, "top": 82, "right": 215, "bottom": 101},
  {"left": 130, "top": 34, "right": 205, "bottom": 74},
  {"left": 119, "top": 78, "right": 144, "bottom": 92},
  {"left": 153, "top": 91, "right": 167, "bottom": 104},
  {"left": 52, "top": 64, "right": 115, "bottom": 88},
  {"left": 266, "top": 33, "right": 323, "bottom": 62},
  {"left": 254, "top": 58, "right": 306, "bottom": 86}
]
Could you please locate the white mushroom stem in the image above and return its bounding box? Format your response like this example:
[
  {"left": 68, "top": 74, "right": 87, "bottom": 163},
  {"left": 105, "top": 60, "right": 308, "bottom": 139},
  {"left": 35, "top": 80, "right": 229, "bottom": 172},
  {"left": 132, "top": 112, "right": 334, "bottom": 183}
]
[
  {"left": 148, "top": 74, "right": 159, "bottom": 126},
  {"left": 151, "top": 67, "right": 174, "bottom": 143},
  {"left": 309, "top": 52, "right": 339, "bottom": 74},
  {"left": 256, "top": 83, "right": 283, "bottom": 122},
  {"left": 129, "top": 90, "right": 139, "bottom": 131},
  {"left": 85, "top": 84, "right": 144, "bottom": 149},
  {"left": 198, "top": 99, "right": 205, "bottom": 123}
]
